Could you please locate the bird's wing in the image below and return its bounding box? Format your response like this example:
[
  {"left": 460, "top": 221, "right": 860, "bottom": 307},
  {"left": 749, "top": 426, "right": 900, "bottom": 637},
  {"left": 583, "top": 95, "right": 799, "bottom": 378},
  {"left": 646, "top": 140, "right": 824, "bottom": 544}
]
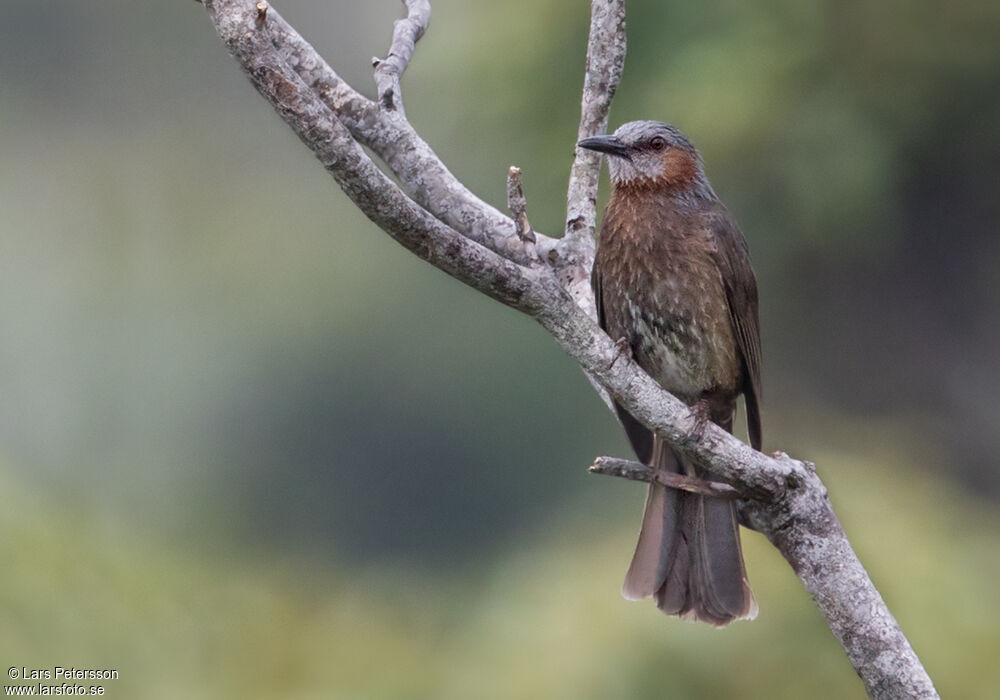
[
  {"left": 592, "top": 258, "right": 606, "bottom": 330},
  {"left": 708, "top": 211, "right": 763, "bottom": 450}
]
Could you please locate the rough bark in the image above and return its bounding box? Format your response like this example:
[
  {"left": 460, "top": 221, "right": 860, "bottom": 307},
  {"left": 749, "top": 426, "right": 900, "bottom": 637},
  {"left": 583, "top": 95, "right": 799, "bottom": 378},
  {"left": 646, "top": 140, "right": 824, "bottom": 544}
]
[
  {"left": 198, "top": 2, "right": 939, "bottom": 698},
  {"left": 560, "top": 0, "right": 627, "bottom": 319},
  {"left": 262, "top": 3, "right": 553, "bottom": 265},
  {"left": 371, "top": 0, "right": 430, "bottom": 112}
]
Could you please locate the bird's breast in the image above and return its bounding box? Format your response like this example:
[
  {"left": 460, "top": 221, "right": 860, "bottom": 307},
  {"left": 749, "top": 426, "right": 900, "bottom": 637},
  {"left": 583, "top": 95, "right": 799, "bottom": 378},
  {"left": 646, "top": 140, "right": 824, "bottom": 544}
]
[
  {"left": 619, "top": 285, "right": 738, "bottom": 403},
  {"left": 597, "top": 197, "right": 741, "bottom": 402}
]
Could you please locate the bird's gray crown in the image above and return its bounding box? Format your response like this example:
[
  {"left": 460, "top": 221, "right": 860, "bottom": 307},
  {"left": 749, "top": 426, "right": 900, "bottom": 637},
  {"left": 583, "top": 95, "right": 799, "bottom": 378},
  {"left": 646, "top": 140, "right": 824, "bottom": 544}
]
[
  {"left": 612, "top": 120, "right": 695, "bottom": 153},
  {"left": 578, "top": 120, "right": 712, "bottom": 197}
]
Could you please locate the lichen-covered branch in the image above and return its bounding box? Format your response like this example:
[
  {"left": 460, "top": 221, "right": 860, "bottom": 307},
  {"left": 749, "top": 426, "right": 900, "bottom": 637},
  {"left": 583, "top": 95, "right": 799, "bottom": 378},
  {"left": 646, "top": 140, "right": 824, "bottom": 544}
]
[
  {"left": 558, "top": 0, "right": 627, "bottom": 320},
  {"left": 198, "top": 1, "right": 938, "bottom": 698},
  {"left": 589, "top": 452, "right": 936, "bottom": 699},
  {"left": 202, "top": 0, "right": 550, "bottom": 315},
  {"left": 262, "top": 3, "right": 551, "bottom": 265},
  {"left": 263, "top": 5, "right": 375, "bottom": 121},
  {"left": 564, "top": 0, "right": 626, "bottom": 245},
  {"left": 372, "top": 0, "right": 431, "bottom": 112}
]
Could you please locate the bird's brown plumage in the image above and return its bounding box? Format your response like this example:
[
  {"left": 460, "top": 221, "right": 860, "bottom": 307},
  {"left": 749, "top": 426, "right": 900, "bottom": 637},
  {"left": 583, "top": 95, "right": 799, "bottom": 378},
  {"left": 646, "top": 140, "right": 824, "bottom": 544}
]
[{"left": 584, "top": 120, "right": 761, "bottom": 626}]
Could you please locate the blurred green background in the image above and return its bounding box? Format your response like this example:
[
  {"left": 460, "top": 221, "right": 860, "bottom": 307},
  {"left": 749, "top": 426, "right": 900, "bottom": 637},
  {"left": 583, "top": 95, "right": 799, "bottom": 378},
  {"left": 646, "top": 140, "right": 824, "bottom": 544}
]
[{"left": 1, "top": 0, "right": 998, "bottom": 697}]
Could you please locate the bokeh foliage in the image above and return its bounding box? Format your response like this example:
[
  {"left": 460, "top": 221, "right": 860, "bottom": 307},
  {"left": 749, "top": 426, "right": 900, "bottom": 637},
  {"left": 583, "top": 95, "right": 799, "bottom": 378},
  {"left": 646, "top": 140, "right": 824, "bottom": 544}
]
[{"left": 1, "top": 442, "right": 997, "bottom": 698}]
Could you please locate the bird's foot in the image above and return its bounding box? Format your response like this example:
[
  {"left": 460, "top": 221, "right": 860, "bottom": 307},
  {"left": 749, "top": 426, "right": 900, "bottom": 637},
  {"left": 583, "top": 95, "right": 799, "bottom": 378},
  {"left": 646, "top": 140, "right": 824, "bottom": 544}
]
[
  {"left": 687, "top": 399, "right": 712, "bottom": 443},
  {"left": 608, "top": 337, "right": 632, "bottom": 369}
]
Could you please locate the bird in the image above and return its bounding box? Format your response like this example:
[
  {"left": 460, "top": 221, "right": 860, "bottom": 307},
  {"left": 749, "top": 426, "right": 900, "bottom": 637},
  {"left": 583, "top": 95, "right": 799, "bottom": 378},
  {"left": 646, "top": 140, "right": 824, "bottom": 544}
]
[{"left": 579, "top": 120, "right": 762, "bottom": 626}]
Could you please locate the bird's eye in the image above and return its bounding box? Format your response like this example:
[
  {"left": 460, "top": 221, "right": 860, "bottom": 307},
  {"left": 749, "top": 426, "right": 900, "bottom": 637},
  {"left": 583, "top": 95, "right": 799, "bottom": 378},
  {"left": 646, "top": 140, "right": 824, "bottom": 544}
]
[{"left": 649, "top": 136, "right": 667, "bottom": 151}]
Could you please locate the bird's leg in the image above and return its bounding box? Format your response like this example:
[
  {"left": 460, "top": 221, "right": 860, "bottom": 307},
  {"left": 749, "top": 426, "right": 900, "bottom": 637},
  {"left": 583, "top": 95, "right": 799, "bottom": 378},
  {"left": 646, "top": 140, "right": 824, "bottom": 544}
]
[{"left": 608, "top": 336, "right": 632, "bottom": 369}]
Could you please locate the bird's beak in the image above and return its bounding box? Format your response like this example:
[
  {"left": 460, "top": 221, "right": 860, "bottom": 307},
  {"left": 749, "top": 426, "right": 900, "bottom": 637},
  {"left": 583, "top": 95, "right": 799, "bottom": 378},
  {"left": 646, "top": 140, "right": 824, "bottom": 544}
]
[{"left": 577, "top": 135, "right": 630, "bottom": 159}]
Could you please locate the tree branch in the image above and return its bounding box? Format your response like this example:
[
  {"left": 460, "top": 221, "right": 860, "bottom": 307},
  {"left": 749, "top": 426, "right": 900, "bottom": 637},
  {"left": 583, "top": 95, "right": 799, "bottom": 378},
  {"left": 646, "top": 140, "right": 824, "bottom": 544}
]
[
  {"left": 202, "top": 0, "right": 553, "bottom": 315},
  {"left": 198, "top": 1, "right": 939, "bottom": 698},
  {"left": 261, "top": 3, "right": 553, "bottom": 267},
  {"left": 559, "top": 0, "right": 626, "bottom": 320},
  {"left": 589, "top": 456, "right": 741, "bottom": 498},
  {"left": 372, "top": 0, "right": 430, "bottom": 112}
]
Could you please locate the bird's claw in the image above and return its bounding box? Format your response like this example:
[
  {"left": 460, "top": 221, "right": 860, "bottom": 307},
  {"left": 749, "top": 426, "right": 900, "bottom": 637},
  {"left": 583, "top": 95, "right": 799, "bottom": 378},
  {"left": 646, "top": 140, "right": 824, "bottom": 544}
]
[
  {"left": 687, "top": 399, "right": 712, "bottom": 443},
  {"left": 609, "top": 337, "right": 631, "bottom": 369}
]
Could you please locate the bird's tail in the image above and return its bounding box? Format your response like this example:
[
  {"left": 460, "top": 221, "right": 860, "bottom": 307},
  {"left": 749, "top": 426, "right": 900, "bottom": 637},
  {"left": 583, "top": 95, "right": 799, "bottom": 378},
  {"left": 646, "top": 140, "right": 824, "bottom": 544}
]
[{"left": 622, "top": 437, "right": 757, "bottom": 626}]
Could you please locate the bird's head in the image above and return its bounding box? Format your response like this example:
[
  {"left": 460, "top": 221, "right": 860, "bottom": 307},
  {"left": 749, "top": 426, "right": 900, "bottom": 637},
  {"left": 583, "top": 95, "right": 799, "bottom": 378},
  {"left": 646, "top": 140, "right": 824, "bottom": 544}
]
[{"left": 578, "top": 120, "right": 710, "bottom": 193}]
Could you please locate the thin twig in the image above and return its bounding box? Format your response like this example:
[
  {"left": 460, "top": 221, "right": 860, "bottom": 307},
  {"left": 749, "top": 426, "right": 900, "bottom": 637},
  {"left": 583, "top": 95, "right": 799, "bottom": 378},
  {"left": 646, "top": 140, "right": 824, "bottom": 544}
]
[
  {"left": 506, "top": 166, "right": 536, "bottom": 244},
  {"left": 561, "top": 0, "right": 626, "bottom": 277},
  {"left": 589, "top": 457, "right": 741, "bottom": 498},
  {"left": 373, "top": 0, "right": 431, "bottom": 112}
]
